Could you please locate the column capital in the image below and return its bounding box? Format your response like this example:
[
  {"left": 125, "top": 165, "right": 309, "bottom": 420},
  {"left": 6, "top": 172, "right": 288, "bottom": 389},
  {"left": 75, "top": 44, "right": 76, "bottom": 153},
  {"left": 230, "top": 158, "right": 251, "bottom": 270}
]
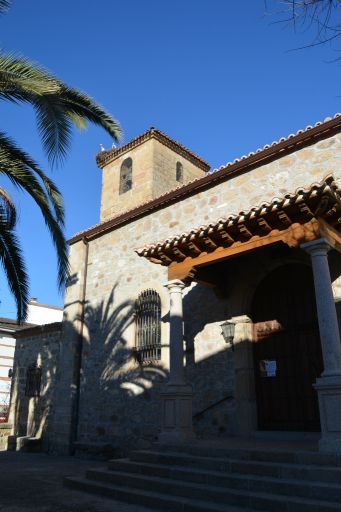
[
  {"left": 301, "top": 237, "right": 332, "bottom": 256},
  {"left": 164, "top": 279, "right": 186, "bottom": 292}
]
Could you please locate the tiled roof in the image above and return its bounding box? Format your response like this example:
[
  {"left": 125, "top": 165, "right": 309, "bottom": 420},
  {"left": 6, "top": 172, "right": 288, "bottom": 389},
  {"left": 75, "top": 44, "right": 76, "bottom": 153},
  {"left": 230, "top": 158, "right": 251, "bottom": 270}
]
[
  {"left": 69, "top": 113, "right": 341, "bottom": 245},
  {"left": 136, "top": 176, "right": 341, "bottom": 265},
  {"left": 95, "top": 127, "right": 210, "bottom": 171}
]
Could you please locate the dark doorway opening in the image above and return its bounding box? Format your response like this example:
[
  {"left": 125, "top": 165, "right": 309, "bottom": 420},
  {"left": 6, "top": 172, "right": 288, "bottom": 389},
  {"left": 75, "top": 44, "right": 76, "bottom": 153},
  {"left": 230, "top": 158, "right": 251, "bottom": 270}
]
[{"left": 251, "top": 263, "right": 323, "bottom": 432}]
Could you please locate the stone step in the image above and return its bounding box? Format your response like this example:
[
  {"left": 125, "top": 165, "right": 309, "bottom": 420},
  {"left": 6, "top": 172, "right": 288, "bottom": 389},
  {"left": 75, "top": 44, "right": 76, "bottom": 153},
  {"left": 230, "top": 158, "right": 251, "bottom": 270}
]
[
  {"left": 130, "top": 448, "right": 341, "bottom": 477},
  {"left": 86, "top": 466, "right": 341, "bottom": 505},
  {"left": 65, "top": 472, "right": 341, "bottom": 512},
  {"left": 150, "top": 444, "right": 341, "bottom": 467},
  {"left": 64, "top": 475, "right": 257, "bottom": 512},
  {"left": 109, "top": 456, "right": 341, "bottom": 485}
]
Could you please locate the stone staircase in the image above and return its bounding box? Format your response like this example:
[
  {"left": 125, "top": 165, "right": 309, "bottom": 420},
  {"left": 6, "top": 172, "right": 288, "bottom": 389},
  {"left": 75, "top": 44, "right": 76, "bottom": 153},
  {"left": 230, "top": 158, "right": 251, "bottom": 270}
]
[{"left": 64, "top": 442, "right": 341, "bottom": 511}]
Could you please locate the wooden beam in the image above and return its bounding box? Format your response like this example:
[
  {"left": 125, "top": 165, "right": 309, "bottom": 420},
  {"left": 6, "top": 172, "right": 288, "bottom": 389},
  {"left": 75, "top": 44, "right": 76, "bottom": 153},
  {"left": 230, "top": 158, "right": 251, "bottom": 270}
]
[
  {"left": 168, "top": 219, "right": 320, "bottom": 281},
  {"left": 317, "top": 217, "right": 341, "bottom": 253}
]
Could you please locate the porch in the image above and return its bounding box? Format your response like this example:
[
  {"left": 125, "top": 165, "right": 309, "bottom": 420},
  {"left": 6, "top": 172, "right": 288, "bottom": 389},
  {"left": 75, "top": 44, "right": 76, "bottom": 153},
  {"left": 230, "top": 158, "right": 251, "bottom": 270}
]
[{"left": 137, "top": 176, "right": 341, "bottom": 452}]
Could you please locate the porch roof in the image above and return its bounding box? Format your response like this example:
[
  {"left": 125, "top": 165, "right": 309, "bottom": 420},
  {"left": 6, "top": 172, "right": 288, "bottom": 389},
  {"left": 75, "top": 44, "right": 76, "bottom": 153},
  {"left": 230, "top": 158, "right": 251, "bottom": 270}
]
[{"left": 135, "top": 176, "right": 341, "bottom": 271}]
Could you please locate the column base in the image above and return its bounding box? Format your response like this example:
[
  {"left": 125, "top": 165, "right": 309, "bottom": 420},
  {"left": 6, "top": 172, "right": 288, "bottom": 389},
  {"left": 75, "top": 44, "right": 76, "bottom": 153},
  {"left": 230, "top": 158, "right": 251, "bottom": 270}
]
[
  {"left": 315, "top": 376, "right": 341, "bottom": 453},
  {"left": 159, "top": 383, "right": 194, "bottom": 445}
]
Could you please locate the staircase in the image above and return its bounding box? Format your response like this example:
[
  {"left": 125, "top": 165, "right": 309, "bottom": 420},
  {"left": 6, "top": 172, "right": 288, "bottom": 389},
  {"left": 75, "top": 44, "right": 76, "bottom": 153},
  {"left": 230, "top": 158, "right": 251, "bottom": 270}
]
[{"left": 64, "top": 441, "right": 341, "bottom": 511}]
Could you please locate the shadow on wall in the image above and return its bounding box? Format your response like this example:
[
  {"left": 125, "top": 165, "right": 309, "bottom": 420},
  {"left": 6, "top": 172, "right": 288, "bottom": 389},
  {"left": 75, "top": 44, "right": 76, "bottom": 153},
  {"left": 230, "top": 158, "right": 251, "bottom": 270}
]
[
  {"left": 183, "top": 283, "right": 239, "bottom": 438},
  {"left": 11, "top": 280, "right": 256, "bottom": 454},
  {"left": 10, "top": 281, "right": 244, "bottom": 453},
  {"left": 73, "top": 285, "right": 168, "bottom": 454},
  {"left": 10, "top": 329, "right": 61, "bottom": 452}
]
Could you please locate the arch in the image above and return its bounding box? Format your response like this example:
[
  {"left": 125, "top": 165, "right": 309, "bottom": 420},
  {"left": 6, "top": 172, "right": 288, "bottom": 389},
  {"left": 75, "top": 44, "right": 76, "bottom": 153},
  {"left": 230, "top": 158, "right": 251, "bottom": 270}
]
[
  {"left": 176, "top": 161, "right": 183, "bottom": 183},
  {"left": 119, "top": 157, "right": 133, "bottom": 194},
  {"left": 251, "top": 263, "right": 322, "bottom": 431},
  {"left": 135, "top": 289, "right": 161, "bottom": 362}
]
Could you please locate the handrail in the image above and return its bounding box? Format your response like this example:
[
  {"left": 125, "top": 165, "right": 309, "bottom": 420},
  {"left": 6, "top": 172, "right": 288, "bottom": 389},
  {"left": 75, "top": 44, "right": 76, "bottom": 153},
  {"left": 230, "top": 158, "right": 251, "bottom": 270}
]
[{"left": 193, "top": 395, "right": 234, "bottom": 420}]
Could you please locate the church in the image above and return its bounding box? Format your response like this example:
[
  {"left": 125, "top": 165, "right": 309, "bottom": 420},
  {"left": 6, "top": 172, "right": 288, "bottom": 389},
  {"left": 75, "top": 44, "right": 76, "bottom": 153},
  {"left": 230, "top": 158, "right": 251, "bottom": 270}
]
[{"left": 8, "top": 113, "right": 341, "bottom": 460}]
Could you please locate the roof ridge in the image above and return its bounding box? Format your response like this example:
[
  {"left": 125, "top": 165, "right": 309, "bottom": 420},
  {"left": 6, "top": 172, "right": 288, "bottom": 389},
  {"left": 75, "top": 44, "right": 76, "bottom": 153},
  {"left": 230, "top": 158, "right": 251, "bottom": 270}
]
[{"left": 213, "top": 114, "right": 341, "bottom": 174}]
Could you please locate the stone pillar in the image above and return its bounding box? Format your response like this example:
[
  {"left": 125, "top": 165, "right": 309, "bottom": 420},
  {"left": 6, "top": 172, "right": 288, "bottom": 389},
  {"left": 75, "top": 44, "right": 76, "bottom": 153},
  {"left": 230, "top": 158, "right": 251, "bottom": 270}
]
[
  {"left": 159, "top": 280, "right": 194, "bottom": 444},
  {"left": 230, "top": 316, "right": 257, "bottom": 435},
  {"left": 302, "top": 238, "right": 341, "bottom": 452}
]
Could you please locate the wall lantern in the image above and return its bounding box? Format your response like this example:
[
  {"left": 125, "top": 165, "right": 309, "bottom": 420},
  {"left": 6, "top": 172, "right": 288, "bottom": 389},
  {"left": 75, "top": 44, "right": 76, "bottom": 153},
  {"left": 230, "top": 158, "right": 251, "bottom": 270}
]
[{"left": 220, "top": 321, "right": 235, "bottom": 348}]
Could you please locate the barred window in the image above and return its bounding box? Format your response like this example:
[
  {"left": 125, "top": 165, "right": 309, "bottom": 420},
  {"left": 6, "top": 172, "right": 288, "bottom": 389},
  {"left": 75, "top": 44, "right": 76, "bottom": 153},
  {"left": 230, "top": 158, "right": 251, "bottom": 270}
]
[
  {"left": 135, "top": 289, "right": 161, "bottom": 362},
  {"left": 119, "top": 157, "right": 133, "bottom": 194},
  {"left": 25, "top": 365, "right": 41, "bottom": 397},
  {"left": 176, "top": 161, "right": 183, "bottom": 183}
]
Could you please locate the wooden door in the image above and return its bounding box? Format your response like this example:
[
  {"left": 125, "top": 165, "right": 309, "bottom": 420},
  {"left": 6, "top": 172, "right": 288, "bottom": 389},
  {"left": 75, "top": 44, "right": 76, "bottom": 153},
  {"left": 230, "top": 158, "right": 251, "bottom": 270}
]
[{"left": 252, "top": 264, "right": 323, "bottom": 431}]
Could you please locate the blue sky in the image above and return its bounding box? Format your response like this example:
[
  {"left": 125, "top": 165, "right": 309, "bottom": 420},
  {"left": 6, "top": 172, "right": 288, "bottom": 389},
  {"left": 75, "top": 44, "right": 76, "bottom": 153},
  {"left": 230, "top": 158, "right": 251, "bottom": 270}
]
[{"left": 0, "top": 0, "right": 340, "bottom": 316}]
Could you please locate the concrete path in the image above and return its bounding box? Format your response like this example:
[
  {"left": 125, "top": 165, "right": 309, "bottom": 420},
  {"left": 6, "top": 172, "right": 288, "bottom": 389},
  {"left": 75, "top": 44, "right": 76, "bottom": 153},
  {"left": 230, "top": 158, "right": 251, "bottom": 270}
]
[{"left": 0, "top": 451, "right": 156, "bottom": 512}]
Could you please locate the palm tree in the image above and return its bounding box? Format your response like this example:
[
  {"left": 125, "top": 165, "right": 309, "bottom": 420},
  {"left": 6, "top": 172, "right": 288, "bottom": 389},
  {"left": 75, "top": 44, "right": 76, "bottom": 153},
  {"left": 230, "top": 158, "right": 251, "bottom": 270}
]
[{"left": 0, "top": 2, "right": 121, "bottom": 322}]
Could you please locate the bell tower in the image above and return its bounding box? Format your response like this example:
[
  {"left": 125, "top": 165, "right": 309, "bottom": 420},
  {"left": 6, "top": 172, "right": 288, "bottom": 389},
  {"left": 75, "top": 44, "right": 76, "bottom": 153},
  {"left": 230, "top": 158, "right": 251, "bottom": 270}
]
[{"left": 96, "top": 128, "right": 210, "bottom": 222}]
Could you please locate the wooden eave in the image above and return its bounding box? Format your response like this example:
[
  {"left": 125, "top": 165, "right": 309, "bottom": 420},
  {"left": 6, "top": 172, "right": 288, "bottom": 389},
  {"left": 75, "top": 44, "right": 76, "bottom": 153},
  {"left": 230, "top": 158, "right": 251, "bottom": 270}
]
[{"left": 136, "top": 177, "right": 341, "bottom": 281}]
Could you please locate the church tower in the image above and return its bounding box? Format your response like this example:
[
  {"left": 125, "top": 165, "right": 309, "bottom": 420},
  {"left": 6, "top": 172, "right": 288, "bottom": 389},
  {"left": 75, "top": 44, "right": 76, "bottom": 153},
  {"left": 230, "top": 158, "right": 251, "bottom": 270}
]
[{"left": 96, "top": 128, "right": 210, "bottom": 222}]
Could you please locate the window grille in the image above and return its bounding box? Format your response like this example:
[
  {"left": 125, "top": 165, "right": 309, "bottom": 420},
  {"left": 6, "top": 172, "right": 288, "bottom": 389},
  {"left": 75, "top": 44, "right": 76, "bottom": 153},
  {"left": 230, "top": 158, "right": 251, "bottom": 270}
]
[
  {"left": 176, "top": 161, "right": 183, "bottom": 183},
  {"left": 135, "top": 289, "right": 161, "bottom": 362},
  {"left": 119, "top": 157, "right": 133, "bottom": 194},
  {"left": 25, "top": 365, "right": 41, "bottom": 397}
]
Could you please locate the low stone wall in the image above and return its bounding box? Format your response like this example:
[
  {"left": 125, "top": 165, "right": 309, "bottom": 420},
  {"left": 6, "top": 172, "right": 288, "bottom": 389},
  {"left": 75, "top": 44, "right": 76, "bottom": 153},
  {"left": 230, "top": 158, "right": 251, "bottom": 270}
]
[{"left": 9, "top": 323, "right": 62, "bottom": 452}]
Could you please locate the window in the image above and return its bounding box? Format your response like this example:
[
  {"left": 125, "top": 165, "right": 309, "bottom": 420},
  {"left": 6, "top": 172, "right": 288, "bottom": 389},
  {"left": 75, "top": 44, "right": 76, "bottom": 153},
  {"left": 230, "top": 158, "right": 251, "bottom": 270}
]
[
  {"left": 119, "top": 157, "right": 133, "bottom": 194},
  {"left": 176, "top": 161, "right": 183, "bottom": 183},
  {"left": 25, "top": 364, "right": 41, "bottom": 397},
  {"left": 135, "top": 289, "right": 161, "bottom": 362}
]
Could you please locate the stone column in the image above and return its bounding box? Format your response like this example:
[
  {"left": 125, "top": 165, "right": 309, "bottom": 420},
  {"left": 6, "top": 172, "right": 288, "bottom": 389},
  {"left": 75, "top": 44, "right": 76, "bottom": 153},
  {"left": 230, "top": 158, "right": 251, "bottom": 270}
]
[
  {"left": 302, "top": 238, "right": 341, "bottom": 452},
  {"left": 230, "top": 316, "right": 257, "bottom": 436},
  {"left": 159, "top": 280, "right": 194, "bottom": 444}
]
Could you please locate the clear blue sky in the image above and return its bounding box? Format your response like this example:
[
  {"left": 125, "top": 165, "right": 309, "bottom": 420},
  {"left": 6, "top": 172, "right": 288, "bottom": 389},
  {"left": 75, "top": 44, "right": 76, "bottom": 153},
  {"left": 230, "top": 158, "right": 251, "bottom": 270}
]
[{"left": 0, "top": 0, "right": 340, "bottom": 317}]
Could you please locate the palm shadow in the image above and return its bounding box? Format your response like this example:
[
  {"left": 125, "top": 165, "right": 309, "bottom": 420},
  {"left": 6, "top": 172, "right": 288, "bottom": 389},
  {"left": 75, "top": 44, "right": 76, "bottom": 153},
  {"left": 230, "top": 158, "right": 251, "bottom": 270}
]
[{"left": 75, "top": 285, "right": 168, "bottom": 454}]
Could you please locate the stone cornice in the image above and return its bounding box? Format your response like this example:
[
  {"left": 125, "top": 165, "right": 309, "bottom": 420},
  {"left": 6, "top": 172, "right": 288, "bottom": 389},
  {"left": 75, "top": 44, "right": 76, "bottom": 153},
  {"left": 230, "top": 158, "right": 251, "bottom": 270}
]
[{"left": 96, "top": 127, "right": 210, "bottom": 171}]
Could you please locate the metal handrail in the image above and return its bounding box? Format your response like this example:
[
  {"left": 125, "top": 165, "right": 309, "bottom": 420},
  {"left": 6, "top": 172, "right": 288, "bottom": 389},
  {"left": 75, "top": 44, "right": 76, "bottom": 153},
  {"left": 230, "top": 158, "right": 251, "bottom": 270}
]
[{"left": 193, "top": 394, "right": 234, "bottom": 419}]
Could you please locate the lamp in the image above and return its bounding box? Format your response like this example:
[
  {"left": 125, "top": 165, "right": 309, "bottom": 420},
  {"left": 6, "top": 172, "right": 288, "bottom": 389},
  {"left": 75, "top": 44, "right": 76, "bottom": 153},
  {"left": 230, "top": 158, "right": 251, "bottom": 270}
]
[{"left": 220, "top": 320, "right": 235, "bottom": 348}]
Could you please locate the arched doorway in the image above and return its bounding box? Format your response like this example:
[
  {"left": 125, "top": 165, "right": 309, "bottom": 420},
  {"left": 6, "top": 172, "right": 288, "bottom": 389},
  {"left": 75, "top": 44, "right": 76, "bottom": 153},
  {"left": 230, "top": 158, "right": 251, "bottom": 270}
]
[{"left": 251, "top": 263, "right": 323, "bottom": 431}]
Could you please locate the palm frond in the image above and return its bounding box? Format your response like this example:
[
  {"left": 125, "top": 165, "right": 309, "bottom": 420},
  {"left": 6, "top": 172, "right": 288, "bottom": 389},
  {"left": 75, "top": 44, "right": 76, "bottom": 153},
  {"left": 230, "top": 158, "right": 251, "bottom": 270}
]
[
  {"left": 31, "top": 86, "right": 121, "bottom": 165},
  {"left": 32, "top": 95, "right": 72, "bottom": 167},
  {"left": 0, "top": 132, "right": 64, "bottom": 224},
  {"left": 0, "top": 52, "right": 60, "bottom": 101},
  {"left": 0, "top": 186, "right": 16, "bottom": 228},
  {"left": 0, "top": 52, "right": 121, "bottom": 164},
  {"left": 0, "top": 150, "right": 69, "bottom": 289},
  {"left": 0, "top": 0, "right": 10, "bottom": 14},
  {"left": 60, "top": 86, "right": 122, "bottom": 142},
  {"left": 0, "top": 210, "right": 28, "bottom": 323}
]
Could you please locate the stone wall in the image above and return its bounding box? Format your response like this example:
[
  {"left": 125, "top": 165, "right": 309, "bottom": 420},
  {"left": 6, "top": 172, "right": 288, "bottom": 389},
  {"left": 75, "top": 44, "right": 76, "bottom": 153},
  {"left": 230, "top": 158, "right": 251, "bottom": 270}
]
[
  {"left": 55, "top": 130, "right": 341, "bottom": 453},
  {"left": 9, "top": 323, "right": 62, "bottom": 452},
  {"left": 0, "top": 423, "right": 11, "bottom": 450}
]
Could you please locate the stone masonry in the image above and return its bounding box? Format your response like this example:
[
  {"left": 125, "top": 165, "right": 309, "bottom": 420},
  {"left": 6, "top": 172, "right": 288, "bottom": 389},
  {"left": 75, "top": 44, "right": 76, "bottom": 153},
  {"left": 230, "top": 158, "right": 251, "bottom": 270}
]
[
  {"left": 9, "top": 323, "right": 62, "bottom": 452},
  {"left": 48, "top": 123, "right": 341, "bottom": 455}
]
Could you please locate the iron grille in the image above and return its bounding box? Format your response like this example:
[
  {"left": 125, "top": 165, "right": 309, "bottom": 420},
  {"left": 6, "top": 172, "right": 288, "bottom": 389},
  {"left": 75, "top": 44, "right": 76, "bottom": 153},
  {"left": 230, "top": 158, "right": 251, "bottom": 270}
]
[
  {"left": 135, "top": 289, "right": 161, "bottom": 362},
  {"left": 25, "top": 365, "right": 42, "bottom": 397}
]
